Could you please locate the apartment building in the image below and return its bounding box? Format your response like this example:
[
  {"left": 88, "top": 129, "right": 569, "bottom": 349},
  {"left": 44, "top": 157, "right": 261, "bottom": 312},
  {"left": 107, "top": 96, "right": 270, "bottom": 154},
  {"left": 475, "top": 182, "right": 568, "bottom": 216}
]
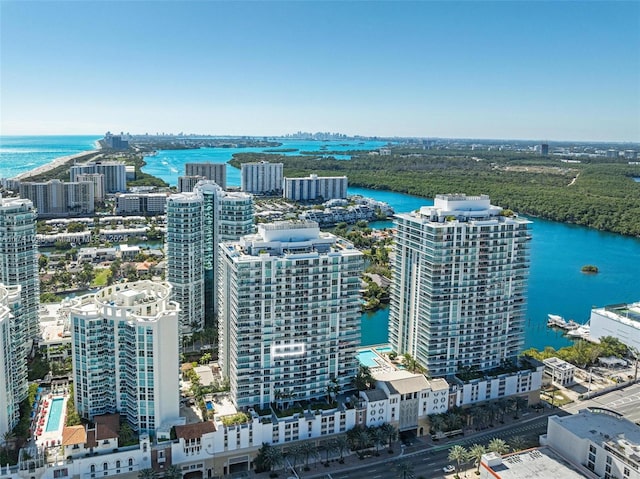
[
  {"left": 283, "top": 174, "right": 348, "bottom": 201},
  {"left": 241, "top": 161, "right": 283, "bottom": 195}
]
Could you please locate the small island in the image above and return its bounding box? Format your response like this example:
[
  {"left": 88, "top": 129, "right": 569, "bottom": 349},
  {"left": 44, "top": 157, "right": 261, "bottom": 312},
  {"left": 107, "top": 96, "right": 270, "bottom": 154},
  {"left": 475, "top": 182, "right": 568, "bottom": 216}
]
[{"left": 581, "top": 265, "right": 599, "bottom": 274}]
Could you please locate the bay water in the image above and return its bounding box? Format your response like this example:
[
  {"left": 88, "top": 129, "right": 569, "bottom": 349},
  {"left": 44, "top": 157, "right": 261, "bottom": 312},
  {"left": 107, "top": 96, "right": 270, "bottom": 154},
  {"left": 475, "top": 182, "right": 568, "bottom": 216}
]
[{"left": 2, "top": 136, "right": 639, "bottom": 352}]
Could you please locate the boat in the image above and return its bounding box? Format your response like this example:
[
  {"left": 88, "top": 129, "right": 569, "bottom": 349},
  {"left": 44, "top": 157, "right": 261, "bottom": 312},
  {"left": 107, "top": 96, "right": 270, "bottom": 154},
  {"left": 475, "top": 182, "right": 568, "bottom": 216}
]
[
  {"left": 567, "top": 324, "right": 590, "bottom": 338},
  {"left": 547, "top": 314, "right": 565, "bottom": 326}
]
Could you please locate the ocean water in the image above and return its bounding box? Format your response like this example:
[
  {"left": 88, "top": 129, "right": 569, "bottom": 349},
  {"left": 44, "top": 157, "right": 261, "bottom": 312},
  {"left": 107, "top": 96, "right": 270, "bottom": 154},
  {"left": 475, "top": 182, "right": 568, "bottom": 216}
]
[
  {"left": 0, "top": 136, "right": 101, "bottom": 178},
  {"left": 140, "top": 139, "right": 389, "bottom": 186},
  {"left": 4, "top": 136, "right": 639, "bottom": 353}
]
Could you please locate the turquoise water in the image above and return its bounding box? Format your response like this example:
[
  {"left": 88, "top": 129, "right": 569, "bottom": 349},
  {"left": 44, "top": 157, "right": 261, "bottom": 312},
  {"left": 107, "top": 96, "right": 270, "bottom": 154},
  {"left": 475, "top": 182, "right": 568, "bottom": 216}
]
[
  {"left": 0, "top": 136, "right": 101, "bottom": 178},
  {"left": 356, "top": 349, "right": 379, "bottom": 368},
  {"left": 141, "top": 139, "right": 389, "bottom": 186},
  {"left": 376, "top": 346, "right": 393, "bottom": 353},
  {"left": 205, "top": 401, "right": 213, "bottom": 411},
  {"left": 4, "top": 137, "right": 640, "bottom": 353},
  {"left": 45, "top": 397, "right": 64, "bottom": 432}
]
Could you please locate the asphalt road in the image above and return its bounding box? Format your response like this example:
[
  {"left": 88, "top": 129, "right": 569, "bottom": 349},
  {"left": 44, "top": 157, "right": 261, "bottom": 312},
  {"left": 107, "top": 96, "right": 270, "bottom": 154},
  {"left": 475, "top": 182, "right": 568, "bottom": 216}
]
[{"left": 306, "top": 382, "right": 640, "bottom": 479}]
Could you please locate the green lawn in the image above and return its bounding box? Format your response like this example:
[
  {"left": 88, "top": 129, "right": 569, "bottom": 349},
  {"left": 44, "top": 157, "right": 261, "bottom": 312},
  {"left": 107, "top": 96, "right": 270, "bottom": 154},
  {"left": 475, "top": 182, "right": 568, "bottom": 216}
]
[{"left": 91, "top": 268, "right": 111, "bottom": 287}]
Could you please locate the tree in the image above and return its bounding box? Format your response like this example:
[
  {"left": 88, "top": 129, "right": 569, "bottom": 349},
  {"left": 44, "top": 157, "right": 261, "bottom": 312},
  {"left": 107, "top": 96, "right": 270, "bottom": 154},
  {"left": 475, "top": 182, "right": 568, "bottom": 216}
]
[
  {"left": 199, "top": 352, "right": 212, "bottom": 365},
  {"left": 395, "top": 461, "right": 415, "bottom": 479},
  {"left": 138, "top": 469, "right": 158, "bottom": 479},
  {"left": 380, "top": 423, "right": 398, "bottom": 449},
  {"left": 163, "top": 465, "right": 181, "bottom": 479},
  {"left": 286, "top": 443, "right": 304, "bottom": 470},
  {"left": 509, "top": 436, "right": 527, "bottom": 452},
  {"left": 468, "top": 443, "right": 486, "bottom": 473},
  {"left": 370, "top": 427, "right": 386, "bottom": 455},
  {"left": 353, "top": 365, "right": 375, "bottom": 391},
  {"left": 514, "top": 396, "right": 528, "bottom": 418},
  {"left": 300, "top": 441, "right": 317, "bottom": 470},
  {"left": 254, "top": 443, "right": 282, "bottom": 473},
  {"left": 333, "top": 435, "right": 349, "bottom": 462},
  {"left": 488, "top": 438, "right": 510, "bottom": 455},
  {"left": 38, "top": 255, "right": 49, "bottom": 271},
  {"left": 402, "top": 353, "right": 427, "bottom": 375},
  {"left": 448, "top": 445, "right": 469, "bottom": 474}
]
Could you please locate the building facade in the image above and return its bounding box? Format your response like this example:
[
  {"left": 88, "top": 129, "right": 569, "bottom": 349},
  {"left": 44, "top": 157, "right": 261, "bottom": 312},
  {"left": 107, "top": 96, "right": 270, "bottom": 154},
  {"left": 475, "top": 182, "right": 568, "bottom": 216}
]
[
  {"left": 70, "top": 281, "right": 180, "bottom": 433},
  {"left": 283, "top": 174, "right": 348, "bottom": 201},
  {"left": 75, "top": 173, "right": 105, "bottom": 202},
  {"left": 590, "top": 301, "right": 640, "bottom": 352},
  {"left": 218, "top": 221, "right": 363, "bottom": 409},
  {"left": 545, "top": 408, "right": 640, "bottom": 479},
  {"left": 0, "top": 284, "right": 27, "bottom": 438},
  {"left": 166, "top": 192, "right": 205, "bottom": 334},
  {"left": 178, "top": 175, "right": 207, "bottom": 193},
  {"left": 241, "top": 161, "right": 283, "bottom": 195},
  {"left": 19, "top": 180, "right": 95, "bottom": 217},
  {"left": 389, "top": 194, "right": 531, "bottom": 377},
  {"left": 0, "top": 197, "right": 40, "bottom": 346},
  {"left": 195, "top": 182, "right": 254, "bottom": 323},
  {"left": 185, "top": 163, "right": 226, "bottom": 190},
  {"left": 70, "top": 161, "right": 126, "bottom": 193},
  {"left": 115, "top": 193, "right": 169, "bottom": 215}
]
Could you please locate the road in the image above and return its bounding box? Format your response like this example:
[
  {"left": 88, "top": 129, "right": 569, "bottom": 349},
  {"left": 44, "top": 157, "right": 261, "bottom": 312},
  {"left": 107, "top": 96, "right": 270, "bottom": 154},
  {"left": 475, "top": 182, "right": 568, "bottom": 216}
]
[{"left": 305, "top": 382, "right": 640, "bottom": 479}]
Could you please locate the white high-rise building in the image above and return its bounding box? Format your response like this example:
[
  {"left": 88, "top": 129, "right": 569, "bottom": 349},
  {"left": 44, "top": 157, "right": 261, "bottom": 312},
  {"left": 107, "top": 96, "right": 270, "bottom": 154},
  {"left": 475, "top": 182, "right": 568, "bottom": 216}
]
[
  {"left": 241, "top": 161, "right": 283, "bottom": 195},
  {"left": 70, "top": 281, "right": 180, "bottom": 433},
  {"left": 284, "top": 174, "right": 348, "bottom": 201},
  {"left": 389, "top": 194, "right": 531, "bottom": 377},
  {"left": 0, "top": 197, "right": 40, "bottom": 346},
  {"left": 70, "top": 161, "right": 126, "bottom": 193},
  {"left": 75, "top": 173, "right": 105, "bottom": 202},
  {"left": 185, "top": 162, "right": 226, "bottom": 189},
  {"left": 19, "top": 179, "right": 94, "bottom": 217},
  {"left": 0, "top": 284, "right": 27, "bottom": 438},
  {"left": 218, "top": 221, "right": 363, "bottom": 409},
  {"left": 166, "top": 192, "right": 205, "bottom": 334},
  {"left": 195, "top": 181, "right": 254, "bottom": 322}
]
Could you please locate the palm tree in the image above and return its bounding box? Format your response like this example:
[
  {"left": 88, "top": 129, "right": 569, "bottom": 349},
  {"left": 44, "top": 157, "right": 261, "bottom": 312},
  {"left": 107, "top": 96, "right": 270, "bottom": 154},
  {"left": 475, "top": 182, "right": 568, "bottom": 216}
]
[
  {"left": 370, "top": 427, "right": 386, "bottom": 455},
  {"left": 2, "top": 431, "right": 16, "bottom": 456},
  {"left": 263, "top": 445, "right": 284, "bottom": 473},
  {"left": 395, "top": 461, "right": 415, "bottom": 479},
  {"left": 509, "top": 436, "right": 527, "bottom": 452},
  {"left": 353, "top": 365, "right": 375, "bottom": 390},
  {"left": 333, "top": 435, "right": 349, "bottom": 463},
  {"left": 496, "top": 398, "right": 509, "bottom": 423},
  {"left": 355, "top": 427, "right": 371, "bottom": 451},
  {"left": 448, "top": 445, "right": 469, "bottom": 474},
  {"left": 429, "top": 414, "right": 446, "bottom": 436},
  {"left": 468, "top": 443, "right": 487, "bottom": 473},
  {"left": 286, "top": 443, "right": 304, "bottom": 470},
  {"left": 488, "top": 438, "right": 510, "bottom": 455},
  {"left": 380, "top": 423, "right": 398, "bottom": 450},
  {"left": 300, "top": 441, "right": 317, "bottom": 470},
  {"left": 138, "top": 469, "right": 158, "bottom": 479},
  {"left": 402, "top": 353, "right": 427, "bottom": 374},
  {"left": 514, "top": 396, "right": 528, "bottom": 418},
  {"left": 163, "top": 465, "right": 182, "bottom": 479},
  {"left": 321, "top": 440, "right": 338, "bottom": 465}
]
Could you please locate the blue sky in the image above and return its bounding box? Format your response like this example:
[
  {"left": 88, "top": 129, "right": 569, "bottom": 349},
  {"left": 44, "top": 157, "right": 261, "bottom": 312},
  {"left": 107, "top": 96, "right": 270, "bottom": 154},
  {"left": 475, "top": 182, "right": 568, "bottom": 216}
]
[{"left": 1, "top": 1, "right": 639, "bottom": 141}]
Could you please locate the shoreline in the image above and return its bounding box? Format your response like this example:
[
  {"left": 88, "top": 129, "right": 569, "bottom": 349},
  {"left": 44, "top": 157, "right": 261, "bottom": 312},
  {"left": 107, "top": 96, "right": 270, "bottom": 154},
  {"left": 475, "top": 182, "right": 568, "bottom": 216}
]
[{"left": 12, "top": 148, "right": 102, "bottom": 181}]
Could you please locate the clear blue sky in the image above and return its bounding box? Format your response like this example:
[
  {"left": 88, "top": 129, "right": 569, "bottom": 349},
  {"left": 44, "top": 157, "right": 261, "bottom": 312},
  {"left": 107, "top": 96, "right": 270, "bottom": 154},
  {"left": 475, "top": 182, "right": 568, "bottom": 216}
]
[{"left": 1, "top": 1, "right": 639, "bottom": 141}]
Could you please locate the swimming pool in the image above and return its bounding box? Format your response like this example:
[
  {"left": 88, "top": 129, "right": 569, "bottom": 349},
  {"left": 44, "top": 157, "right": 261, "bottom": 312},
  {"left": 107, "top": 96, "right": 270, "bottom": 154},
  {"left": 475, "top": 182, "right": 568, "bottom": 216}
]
[
  {"left": 357, "top": 350, "right": 379, "bottom": 368},
  {"left": 376, "top": 346, "right": 393, "bottom": 354},
  {"left": 205, "top": 401, "right": 213, "bottom": 411},
  {"left": 45, "top": 397, "right": 65, "bottom": 433}
]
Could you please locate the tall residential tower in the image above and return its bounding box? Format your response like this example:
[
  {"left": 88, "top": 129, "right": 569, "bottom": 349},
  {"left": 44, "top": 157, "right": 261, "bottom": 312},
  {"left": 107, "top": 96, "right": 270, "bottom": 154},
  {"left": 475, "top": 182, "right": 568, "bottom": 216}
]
[
  {"left": 218, "top": 221, "right": 363, "bottom": 409},
  {"left": 0, "top": 197, "right": 40, "bottom": 347},
  {"left": 389, "top": 194, "right": 531, "bottom": 377},
  {"left": 166, "top": 192, "right": 205, "bottom": 334},
  {"left": 70, "top": 281, "right": 180, "bottom": 433}
]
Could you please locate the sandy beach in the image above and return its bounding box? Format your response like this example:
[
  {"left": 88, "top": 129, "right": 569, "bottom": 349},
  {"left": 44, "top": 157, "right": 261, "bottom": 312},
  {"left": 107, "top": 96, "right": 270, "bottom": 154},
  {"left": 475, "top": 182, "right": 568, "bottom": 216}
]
[{"left": 13, "top": 149, "right": 102, "bottom": 180}]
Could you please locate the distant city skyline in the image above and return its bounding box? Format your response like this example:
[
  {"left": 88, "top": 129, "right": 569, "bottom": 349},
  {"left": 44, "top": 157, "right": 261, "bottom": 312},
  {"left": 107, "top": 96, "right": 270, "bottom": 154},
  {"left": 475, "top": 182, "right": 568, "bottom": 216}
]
[{"left": 1, "top": 1, "right": 639, "bottom": 142}]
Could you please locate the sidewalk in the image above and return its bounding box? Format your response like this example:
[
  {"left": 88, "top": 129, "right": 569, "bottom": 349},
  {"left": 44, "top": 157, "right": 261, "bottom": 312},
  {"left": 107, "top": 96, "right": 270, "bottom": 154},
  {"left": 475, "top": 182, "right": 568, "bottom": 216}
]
[{"left": 250, "top": 407, "right": 560, "bottom": 479}]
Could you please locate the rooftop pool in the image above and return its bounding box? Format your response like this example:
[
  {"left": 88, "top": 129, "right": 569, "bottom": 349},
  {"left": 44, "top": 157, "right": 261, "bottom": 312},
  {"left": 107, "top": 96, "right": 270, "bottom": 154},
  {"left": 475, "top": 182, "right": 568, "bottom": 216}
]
[
  {"left": 45, "top": 397, "right": 65, "bottom": 433},
  {"left": 357, "top": 349, "right": 379, "bottom": 368}
]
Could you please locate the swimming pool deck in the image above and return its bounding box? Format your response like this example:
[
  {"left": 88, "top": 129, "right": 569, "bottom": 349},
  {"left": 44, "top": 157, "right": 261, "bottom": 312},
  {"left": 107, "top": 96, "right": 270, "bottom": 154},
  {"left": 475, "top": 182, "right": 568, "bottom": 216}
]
[
  {"left": 356, "top": 344, "right": 397, "bottom": 373},
  {"left": 33, "top": 393, "right": 68, "bottom": 448}
]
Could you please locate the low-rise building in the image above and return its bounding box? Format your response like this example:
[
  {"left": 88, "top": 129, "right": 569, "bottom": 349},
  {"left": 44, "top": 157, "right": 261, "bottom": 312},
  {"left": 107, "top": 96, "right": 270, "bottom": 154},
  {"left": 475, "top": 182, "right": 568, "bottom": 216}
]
[
  {"left": 480, "top": 448, "right": 594, "bottom": 479},
  {"left": 115, "top": 193, "right": 169, "bottom": 216},
  {"left": 543, "top": 357, "right": 576, "bottom": 387},
  {"left": 544, "top": 408, "right": 640, "bottom": 479},
  {"left": 284, "top": 174, "right": 348, "bottom": 201},
  {"left": 590, "top": 301, "right": 640, "bottom": 352}
]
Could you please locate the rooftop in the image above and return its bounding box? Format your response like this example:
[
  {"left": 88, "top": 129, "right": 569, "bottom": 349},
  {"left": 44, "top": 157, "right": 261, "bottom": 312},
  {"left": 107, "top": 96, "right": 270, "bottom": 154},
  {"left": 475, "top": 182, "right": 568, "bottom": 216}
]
[
  {"left": 549, "top": 408, "right": 640, "bottom": 460},
  {"left": 481, "top": 447, "right": 590, "bottom": 479}
]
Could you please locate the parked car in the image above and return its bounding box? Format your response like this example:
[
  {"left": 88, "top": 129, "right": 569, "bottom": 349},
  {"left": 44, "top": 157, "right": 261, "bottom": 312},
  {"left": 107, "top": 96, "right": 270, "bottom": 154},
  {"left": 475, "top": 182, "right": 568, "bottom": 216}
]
[{"left": 443, "top": 465, "right": 455, "bottom": 473}]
